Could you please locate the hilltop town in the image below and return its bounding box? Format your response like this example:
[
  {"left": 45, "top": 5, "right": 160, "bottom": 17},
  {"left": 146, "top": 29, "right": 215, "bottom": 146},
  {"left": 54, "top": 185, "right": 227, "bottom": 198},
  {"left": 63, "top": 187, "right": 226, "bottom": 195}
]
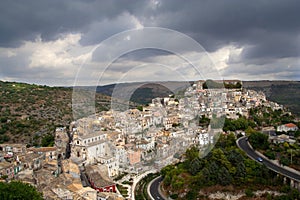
[{"left": 0, "top": 80, "right": 298, "bottom": 200}]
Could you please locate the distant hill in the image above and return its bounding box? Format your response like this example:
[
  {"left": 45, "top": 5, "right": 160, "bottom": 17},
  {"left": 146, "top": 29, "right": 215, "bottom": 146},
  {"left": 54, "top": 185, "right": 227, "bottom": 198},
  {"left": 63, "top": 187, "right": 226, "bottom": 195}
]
[
  {"left": 243, "top": 81, "right": 300, "bottom": 117},
  {"left": 0, "top": 81, "right": 112, "bottom": 145},
  {"left": 95, "top": 81, "right": 192, "bottom": 104}
]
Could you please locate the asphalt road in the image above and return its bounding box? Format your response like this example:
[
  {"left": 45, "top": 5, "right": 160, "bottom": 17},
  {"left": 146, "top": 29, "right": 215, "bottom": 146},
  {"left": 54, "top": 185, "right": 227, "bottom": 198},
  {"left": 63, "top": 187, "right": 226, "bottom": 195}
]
[
  {"left": 149, "top": 176, "right": 165, "bottom": 200},
  {"left": 237, "top": 136, "right": 300, "bottom": 182}
]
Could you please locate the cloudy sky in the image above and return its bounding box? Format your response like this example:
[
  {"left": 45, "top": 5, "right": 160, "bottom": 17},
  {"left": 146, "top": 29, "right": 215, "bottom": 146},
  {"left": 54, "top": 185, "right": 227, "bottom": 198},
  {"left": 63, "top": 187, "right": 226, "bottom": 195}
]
[{"left": 0, "top": 0, "right": 299, "bottom": 86}]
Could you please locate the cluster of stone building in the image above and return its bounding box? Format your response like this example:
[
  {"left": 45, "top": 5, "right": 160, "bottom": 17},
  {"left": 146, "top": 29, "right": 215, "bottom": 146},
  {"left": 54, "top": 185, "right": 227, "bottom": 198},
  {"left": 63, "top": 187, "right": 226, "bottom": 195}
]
[
  {"left": 67, "top": 80, "right": 280, "bottom": 193},
  {"left": 0, "top": 127, "right": 123, "bottom": 199},
  {"left": 0, "top": 80, "right": 288, "bottom": 199}
]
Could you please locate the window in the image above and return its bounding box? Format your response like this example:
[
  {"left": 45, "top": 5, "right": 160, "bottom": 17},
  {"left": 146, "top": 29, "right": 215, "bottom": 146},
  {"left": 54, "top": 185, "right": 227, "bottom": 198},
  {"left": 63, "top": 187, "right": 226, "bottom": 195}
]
[{"left": 77, "top": 141, "right": 80, "bottom": 145}]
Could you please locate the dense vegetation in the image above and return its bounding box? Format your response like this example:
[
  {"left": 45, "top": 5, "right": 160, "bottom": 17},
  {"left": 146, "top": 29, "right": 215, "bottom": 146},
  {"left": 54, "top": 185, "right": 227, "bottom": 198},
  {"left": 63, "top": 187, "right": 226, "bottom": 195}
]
[
  {"left": 160, "top": 133, "right": 300, "bottom": 199},
  {"left": 223, "top": 116, "right": 256, "bottom": 132},
  {"left": 248, "top": 131, "right": 269, "bottom": 150},
  {"left": 0, "top": 81, "right": 111, "bottom": 145},
  {"left": 0, "top": 181, "right": 43, "bottom": 200},
  {"left": 202, "top": 80, "right": 242, "bottom": 89}
]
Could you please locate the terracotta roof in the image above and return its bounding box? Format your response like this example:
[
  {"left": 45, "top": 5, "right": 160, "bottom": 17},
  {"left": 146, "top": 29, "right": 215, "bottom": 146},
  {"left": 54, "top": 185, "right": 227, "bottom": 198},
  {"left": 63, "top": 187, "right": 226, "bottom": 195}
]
[
  {"left": 85, "top": 165, "right": 114, "bottom": 188},
  {"left": 285, "top": 123, "right": 297, "bottom": 128},
  {"left": 67, "top": 183, "right": 83, "bottom": 192},
  {"left": 28, "top": 147, "right": 57, "bottom": 152}
]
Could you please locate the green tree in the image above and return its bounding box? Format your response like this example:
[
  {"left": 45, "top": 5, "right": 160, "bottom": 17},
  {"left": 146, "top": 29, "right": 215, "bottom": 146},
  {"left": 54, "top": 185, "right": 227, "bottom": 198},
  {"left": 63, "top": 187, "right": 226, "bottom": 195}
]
[
  {"left": 41, "top": 134, "right": 55, "bottom": 147},
  {"left": 185, "top": 146, "right": 199, "bottom": 162},
  {"left": 294, "top": 130, "right": 300, "bottom": 138},
  {"left": 161, "top": 165, "right": 175, "bottom": 177},
  {"left": 217, "top": 166, "right": 232, "bottom": 186},
  {"left": 280, "top": 156, "right": 290, "bottom": 166},
  {"left": 248, "top": 131, "right": 269, "bottom": 150},
  {"left": 199, "top": 115, "right": 210, "bottom": 126},
  {"left": 245, "top": 188, "right": 254, "bottom": 197},
  {"left": 189, "top": 158, "right": 204, "bottom": 175},
  {"left": 203, "top": 80, "right": 224, "bottom": 89},
  {"left": 0, "top": 181, "right": 43, "bottom": 200},
  {"left": 172, "top": 177, "right": 184, "bottom": 190},
  {"left": 136, "top": 105, "right": 143, "bottom": 111},
  {"left": 185, "top": 189, "right": 197, "bottom": 200},
  {"left": 265, "top": 150, "right": 276, "bottom": 160}
]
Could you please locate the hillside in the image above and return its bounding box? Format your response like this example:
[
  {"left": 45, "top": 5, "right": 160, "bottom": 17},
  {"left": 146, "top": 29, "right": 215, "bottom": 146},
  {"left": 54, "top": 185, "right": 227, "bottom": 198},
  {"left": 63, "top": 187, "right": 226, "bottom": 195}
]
[
  {"left": 0, "top": 81, "right": 112, "bottom": 145},
  {"left": 243, "top": 81, "right": 300, "bottom": 116},
  {"left": 96, "top": 81, "right": 192, "bottom": 104}
]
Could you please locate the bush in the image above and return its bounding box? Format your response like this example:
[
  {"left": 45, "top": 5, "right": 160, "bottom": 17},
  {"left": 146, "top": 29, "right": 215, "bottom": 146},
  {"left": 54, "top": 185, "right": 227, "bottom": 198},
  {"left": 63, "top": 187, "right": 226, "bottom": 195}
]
[
  {"left": 185, "top": 189, "right": 198, "bottom": 200},
  {"left": 280, "top": 156, "right": 290, "bottom": 166},
  {"left": 170, "top": 193, "right": 178, "bottom": 199},
  {"left": 41, "top": 134, "right": 55, "bottom": 147},
  {"left": 265, "top": 150, "right": 276, "bottom": 160},
  {"left": 245, "top": 188, "right": 254, "bottom": 197},
  {"left": 0, "top": 175, "right": 8, "bottom": 180}
]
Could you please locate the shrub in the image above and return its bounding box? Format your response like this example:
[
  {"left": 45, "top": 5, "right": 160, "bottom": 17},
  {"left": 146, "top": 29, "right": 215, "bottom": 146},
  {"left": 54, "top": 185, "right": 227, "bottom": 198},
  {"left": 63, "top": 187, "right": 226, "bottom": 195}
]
[{"left": 245, "top": 188, "right": 254, "bottom": 197}]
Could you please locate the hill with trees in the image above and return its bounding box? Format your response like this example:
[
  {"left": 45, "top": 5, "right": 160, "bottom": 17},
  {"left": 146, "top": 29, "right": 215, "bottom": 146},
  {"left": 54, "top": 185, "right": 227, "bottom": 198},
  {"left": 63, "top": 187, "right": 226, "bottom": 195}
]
[
  {"left": 0, "top": 81, "right": 112, "bottom": 145},
  {"left": 160, "top": 133, "right": 300, "bottom": 199}
]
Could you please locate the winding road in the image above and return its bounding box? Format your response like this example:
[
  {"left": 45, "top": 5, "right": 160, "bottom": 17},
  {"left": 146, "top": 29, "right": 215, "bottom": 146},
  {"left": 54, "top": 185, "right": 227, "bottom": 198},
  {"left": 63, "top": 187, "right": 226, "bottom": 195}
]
[
  {"left": 149, "top": 176, "right": 165, "bottom": 200},
  {"left": 237, "top": 136, "right": 300, "bottom": 182}
]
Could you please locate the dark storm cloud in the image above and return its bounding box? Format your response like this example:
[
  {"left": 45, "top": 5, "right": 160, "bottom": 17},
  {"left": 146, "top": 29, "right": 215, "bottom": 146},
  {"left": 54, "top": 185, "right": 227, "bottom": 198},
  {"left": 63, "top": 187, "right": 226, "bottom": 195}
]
[
  {"left": 1, "top": 0, "right": 300, "bottom": 59},
  {"left": 149, "top": 0, "right": 300, "bottom": 58},
  {"left": 0, "top": 0, "right": 299, "bottom": 84},
  {"left": 0, "top": 0, "right": 147, "bottom": 47}
]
